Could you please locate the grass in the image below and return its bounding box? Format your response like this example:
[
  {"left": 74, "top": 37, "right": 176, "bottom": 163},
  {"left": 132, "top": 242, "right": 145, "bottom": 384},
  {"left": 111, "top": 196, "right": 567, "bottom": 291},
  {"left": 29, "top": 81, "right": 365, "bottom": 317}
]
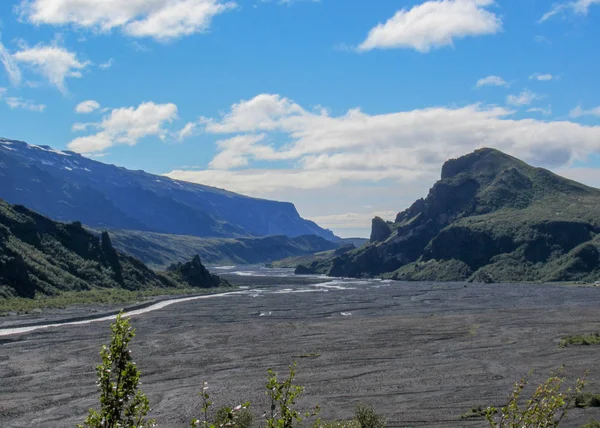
[
  {"left": 575, "top": 393, "right": 600, "bottom": 408},
  {"left": 559, "top": 333, "right": 600, "bottom": 348},
  {"left": 460, "top": 406, "right": 488, "bottom": 419},
  {"left": 0, "top": 286, "right": 236, "bottom": 316},
  {"left": 581, "top": 421, "right": 600, "bottom": 428}
]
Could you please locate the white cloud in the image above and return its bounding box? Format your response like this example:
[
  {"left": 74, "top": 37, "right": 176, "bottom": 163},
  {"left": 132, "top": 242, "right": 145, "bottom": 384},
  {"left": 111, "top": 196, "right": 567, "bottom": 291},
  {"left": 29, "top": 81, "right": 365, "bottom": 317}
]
[
  {"left": 177, "top": 122, "right": 197, "bottom": 140},
  {"left": 165, "top": 93, "right": 600, "bottom": 199},
  {"left": 476, "top": 75, "right": 508, "bottom": 87},
  {"left": 530, "top": 73, "right": 554, "bottom": 81},
  {"left": 99, "top": 58, "right": 114, "bottom": 70},
  {"left": 358, "top": 0, "right": 501, "bottom": 53},
  {"left": 0, "top": 37, "right": 22, "bottom": 85},
  {"left": 13, "top": 44, "right": 90, "bottom": 93},
  {"left": 75, "top": 100, "right": 101, "bottom": 114},
  {"left": 527, "top": 106, "right": 552, "bottom": 116},
  {"left": 4, "top": 96, "right": 46, "bottom": 112},
  {"left": 68, "top": 101, "right": 178, "bottom": 153},
  {"left": 18, "top": 0, "right": 237, "bottom": 42},
  {"left": 540, "top": 0, "right": 600, "bottom": 22},
  {"left": 506, "top": 89, "right": 541, "bottom": 106},
  {"left": 309, "top": 211, "right": 398, "bottom": 230},
  {"left": 0, "top": 88, "right": 45, "bottom": 111},
  {"left": 570, "top": 105, "right": 600, "bottom": 118}
]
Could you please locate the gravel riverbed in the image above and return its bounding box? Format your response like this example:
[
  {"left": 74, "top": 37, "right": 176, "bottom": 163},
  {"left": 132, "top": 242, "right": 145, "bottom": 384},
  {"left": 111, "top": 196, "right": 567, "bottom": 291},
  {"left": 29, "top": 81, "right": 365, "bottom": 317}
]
[{"left": 1, "top": 269, "right": 599, "bottom": 427}]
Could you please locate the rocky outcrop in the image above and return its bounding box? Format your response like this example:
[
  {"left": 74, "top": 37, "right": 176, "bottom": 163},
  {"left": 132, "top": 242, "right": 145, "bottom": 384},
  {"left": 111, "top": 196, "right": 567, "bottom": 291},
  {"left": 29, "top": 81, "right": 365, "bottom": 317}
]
[
  {"left": 165, "top": 255, "right": 226, "bottom": 288},
  {"left": 370, "top": 217, "right": 392, "bottom": 243}
]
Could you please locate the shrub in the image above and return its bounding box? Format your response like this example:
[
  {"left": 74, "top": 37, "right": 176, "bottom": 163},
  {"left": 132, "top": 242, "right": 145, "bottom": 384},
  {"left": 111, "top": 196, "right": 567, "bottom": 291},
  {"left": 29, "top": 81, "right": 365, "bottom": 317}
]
[
  {"left": 78, "top": 312, "right": 155, "bottom": 428},
  {"left": 354, "top": 404, "right": 386, "bottom": 428},
  {"left": 485, "top": 368, "right": 587, "bottom": 427}
]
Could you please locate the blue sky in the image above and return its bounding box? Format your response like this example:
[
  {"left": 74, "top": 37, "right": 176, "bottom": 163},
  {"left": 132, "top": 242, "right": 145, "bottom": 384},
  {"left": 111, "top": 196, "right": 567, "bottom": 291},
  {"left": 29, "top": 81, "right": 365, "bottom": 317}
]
[{"left": 1, "top": 0, "right": 600, "bottom": 237}]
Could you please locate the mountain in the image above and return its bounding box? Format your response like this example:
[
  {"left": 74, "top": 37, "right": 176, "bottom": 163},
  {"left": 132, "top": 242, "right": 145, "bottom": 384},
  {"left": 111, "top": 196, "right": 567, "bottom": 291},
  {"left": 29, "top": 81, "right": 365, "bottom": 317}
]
[
  {"left": 0, "top": 138, "right": 336, "bottom": 241},
  {"left": 86, "top": 228, "right": 341, "bottom": 269},
  {"left": 0, "top": 199, "right": 226, "bottom": 299},
  {"left": 299, "top": 148, "right": 600, "bottom": 283}
]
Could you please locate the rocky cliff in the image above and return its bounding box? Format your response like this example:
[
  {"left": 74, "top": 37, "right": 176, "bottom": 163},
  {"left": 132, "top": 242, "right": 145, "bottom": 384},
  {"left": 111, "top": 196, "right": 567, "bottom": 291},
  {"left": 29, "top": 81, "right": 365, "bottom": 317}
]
[{"left": 299, "top": 148, "right": 600, "bottom": 283}]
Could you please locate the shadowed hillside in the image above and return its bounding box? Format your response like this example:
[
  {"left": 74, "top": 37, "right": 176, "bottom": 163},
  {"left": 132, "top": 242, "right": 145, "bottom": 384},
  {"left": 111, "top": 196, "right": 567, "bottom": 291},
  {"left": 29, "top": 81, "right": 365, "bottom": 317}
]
[{"left": 0, "top": 199, "right": 226, "bottom": 299}]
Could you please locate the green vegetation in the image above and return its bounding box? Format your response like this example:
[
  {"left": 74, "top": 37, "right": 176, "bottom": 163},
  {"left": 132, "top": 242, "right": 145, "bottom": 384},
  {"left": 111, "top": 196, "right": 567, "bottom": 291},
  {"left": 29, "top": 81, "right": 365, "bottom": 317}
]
[
  {"left": 559, "top": 333, "right": 600, "bottom": 348},
  {"left": 485, "top": 368, "right": 587, "bottom": 427},
  {"left": 580, "top": 421, "right": 600, "bottom": 428},
  {"left": 79, "top": 312, "right": 155, "bottom": 428},
  {"left": 0, "top": 286, "right": 234, "bottom": 316},
  {"left": 301, "top": 148, "right": 600, "bottom": 282},
  {"left": 575, "top": 393, "right": 600, "bottom": 408},
  {"left": 461, "top": 406, "right": 489, "bottom": 419},
  {"left": 0, "top": 198, "right": 231, "bottom": 311}
]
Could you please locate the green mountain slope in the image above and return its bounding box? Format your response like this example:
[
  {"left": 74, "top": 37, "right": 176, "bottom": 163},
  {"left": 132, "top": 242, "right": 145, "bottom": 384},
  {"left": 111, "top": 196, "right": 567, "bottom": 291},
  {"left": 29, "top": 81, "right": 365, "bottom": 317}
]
[
  {"left": 88, "top": 229, "right": 340, "bottom": 269},
  {"left": 300, "top": 148, "right": 600, "bottom": 283},
  {"left": 0, "top": 199, "right": 226, "bottom": 299}
]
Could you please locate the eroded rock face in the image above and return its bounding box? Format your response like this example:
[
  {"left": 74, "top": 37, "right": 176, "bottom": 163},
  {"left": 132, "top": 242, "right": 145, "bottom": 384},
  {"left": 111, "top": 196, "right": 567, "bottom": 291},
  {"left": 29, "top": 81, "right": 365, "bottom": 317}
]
[
  {"left": 308, "top": 148, "right": 600, "bottom": 282},
  {"left": 370, "top": 217, "right": 392, "bottom": 243}
]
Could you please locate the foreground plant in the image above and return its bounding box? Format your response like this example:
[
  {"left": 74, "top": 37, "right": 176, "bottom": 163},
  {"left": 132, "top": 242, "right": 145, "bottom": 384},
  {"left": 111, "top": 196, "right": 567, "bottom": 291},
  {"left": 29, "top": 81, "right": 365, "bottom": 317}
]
[
  {"left": 190, "top": 381, "right": 251, "bottom": 428},
  {"left": 486, "top": 367, "right": 587, "bottom": 427},
  {"left": 79, "top": 311, "right": 155, "bottom": 428},
  {"left": 265, "top": 362, "right": 319, "bottom": 428}
]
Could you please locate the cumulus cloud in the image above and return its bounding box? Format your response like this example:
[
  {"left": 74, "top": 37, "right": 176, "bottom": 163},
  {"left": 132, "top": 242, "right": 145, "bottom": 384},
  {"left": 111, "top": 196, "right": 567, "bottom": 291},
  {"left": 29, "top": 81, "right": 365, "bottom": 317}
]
[
  {"left": 358, "top": 0, "right": 501, "bottom": 53},
  {"left": 476, "top": 75, "right": 508, "bottom": 87},
  {"left": 530, "top": 73, "right": 554, "bottom": 81},
  {"left": 570, "top": 105, "right": 600, "bottom": 118},
  {"left": 13, "top": 44, "right": 90, "bottom": 93},
  {"left": 75, "top": 100, "right": 100, "bottom": 114},
  {"left": 506, "top": 89, "right": 541, "bottom": 106},
  {"left": 0, "top": 37, "right": 22, "bottom": 85},
  {"left": 68, "top": 102, "right": 178, "bottom": 153},
  {"left": 165, "top": 93, "right": 600, "bottom": 198},
  {"left": 18, "top": 0, "right": 237, "bottom": 42}
]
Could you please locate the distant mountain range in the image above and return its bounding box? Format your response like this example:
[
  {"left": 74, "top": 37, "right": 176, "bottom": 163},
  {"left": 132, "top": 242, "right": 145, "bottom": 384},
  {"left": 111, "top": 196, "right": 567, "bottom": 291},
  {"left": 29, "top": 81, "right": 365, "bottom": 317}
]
[
  {"left": 300, "top": 148, "right": 600, "bottom": 283},
  {"left": 88, "top": 228, "right": 343, "bottom": 269},
  {"left": 0, "top": 138, "right": 336, "bottom": 241}
]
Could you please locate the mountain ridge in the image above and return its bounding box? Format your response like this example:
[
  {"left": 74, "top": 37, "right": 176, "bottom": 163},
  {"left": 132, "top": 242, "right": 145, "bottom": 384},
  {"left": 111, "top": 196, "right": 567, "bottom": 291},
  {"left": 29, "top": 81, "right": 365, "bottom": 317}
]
[
  {"left": 298, "top": 148, "right": 600, "bottom": 283},
  {"left": 0, "top": 137, "right": 336, "bottom": 241},
  {"left": 0, "top": 198, "right": 227, "bottom": 299}
]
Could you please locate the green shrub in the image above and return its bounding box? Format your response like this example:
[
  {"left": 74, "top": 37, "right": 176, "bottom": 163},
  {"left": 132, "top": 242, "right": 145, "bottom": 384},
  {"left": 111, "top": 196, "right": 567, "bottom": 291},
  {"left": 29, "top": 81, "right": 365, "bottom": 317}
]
[
  {"left": 580, "top": 421, "right": 600, "bottom": 428},
  {"left": 485, "top": 368, "right": 587, "bottom": 427},
  {"left": 78, "top": 312, "right": 155, "bottom": 428},
  {"left": 354, "top": 404, "right": 386, "bottom": 428},
  {"left": 575, "top": 393, "right": 600, "bottom": 408},
  {"left": 559, "top": 333, "right": 600, "bottom": 348}
]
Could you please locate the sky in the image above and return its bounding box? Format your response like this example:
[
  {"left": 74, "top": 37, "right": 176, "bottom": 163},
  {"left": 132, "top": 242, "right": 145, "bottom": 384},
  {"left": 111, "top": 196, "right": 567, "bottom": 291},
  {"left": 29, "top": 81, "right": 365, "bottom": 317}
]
[{"left": 0, "top": 0, "right": 600, "bottom": 238}]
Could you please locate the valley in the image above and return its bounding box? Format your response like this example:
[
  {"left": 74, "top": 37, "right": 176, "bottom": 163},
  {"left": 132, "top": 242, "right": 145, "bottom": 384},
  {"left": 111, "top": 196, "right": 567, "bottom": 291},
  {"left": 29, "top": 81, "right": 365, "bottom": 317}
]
[{"left": 1, "top": 269, "right": 600, "bottom": 427}]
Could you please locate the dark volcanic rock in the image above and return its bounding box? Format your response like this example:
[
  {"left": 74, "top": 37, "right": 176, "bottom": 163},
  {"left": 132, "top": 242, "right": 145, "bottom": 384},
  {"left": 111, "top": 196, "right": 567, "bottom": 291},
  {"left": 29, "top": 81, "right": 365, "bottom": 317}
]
[
  {"left": 370, "top": 217, "right": 392, "bottom": 243},
  {"left": 165, "top": 255, "right": 226, "bottom": 288}
]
